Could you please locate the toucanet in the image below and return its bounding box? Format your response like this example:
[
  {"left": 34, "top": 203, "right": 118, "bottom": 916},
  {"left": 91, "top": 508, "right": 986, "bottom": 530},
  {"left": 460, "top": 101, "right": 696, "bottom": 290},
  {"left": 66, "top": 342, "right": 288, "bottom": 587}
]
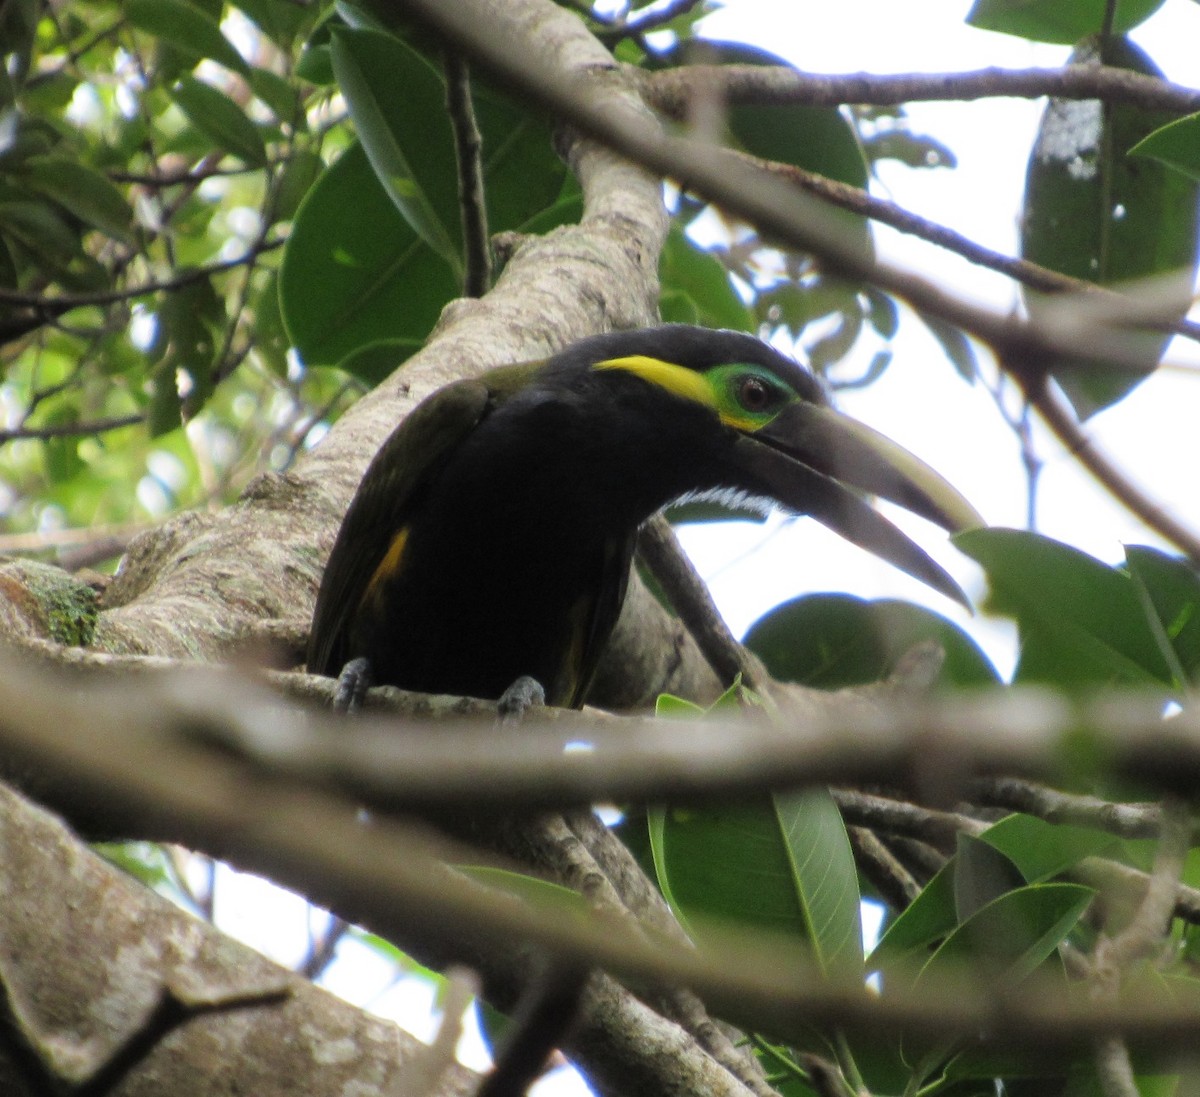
[{"left": 307, "top": 324, "right": 980, "bottom": 709}]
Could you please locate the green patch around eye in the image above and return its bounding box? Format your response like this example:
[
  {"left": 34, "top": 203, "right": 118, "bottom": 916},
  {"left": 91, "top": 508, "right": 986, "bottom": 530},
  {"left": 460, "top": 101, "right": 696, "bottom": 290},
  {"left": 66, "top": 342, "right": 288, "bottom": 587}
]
[{"left": 705, "top": 363, "right": 793, "bottom": 432}]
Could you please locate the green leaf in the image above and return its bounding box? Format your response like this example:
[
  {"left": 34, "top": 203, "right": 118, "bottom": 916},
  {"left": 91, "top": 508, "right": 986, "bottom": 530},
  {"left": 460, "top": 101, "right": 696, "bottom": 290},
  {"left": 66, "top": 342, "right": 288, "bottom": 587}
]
[
  {"left": 1020, "top": 36, "right": 1200, "bottom": 416},
  {"left": 1131, "top": 112, "right": 1200, "bottom": 183},
  {"left": 126, "top": 0, "right": 251, "bottom": 76},
  {"left": 43, "top": 405, "right": 84, "bottom": 482},
  {"left": 334, "top": 338, "right": 423, "bottom": 386},
  {"left": 864, "top": 129, "right": 957, "bottom": 170},
  {"left": 863, "top": 287, "right": 900, "bottom": 339},
  {"left": 151, "top": 273, "right": 223, "bottom": 426},
  {"left": 512, "top": 190, "right": 583, "bottom": 236},
  {"left": 743, "top": 593, "right": 999, "bottom": 690},
  {"left": 869, "top": 862, "right": 958, "bottom": 972},
  {"left": 915, "top": 310, "right": 978, "bottom": 383},
  {"left": 695, "top": 40, "right": 872, "bottom": 267},
  {"left": 248, "top": 66, "right": 301, "bottom": 124},
  {"left": 921, "top": 883, "right": 1093, "bottom": 982},
  {"left": 967, "top": 0, "right": 1166, "bottom": 43},
  {"left": 980, "top": 813, "right": 1118, "bottom": 881},
  {"left": 653, "top": 692, "right": 705, "bottom": 717},
  {"left": 21, "top": 155, "right": 134, "bottom": 243},
  {"left": 757, "top": 279, "right": 859, "bottom": 339},
  {"left": 147, "top": 357, "right": 182, "bottom": 437},
  {"left": 295, "top": 43, "right": 334, "bottom": 85},
  {"left": 0, "top": 0, "right": 37, "bottom": 99},
  {"left": 1125, "top": 546, "right": 1200, "bottom": 684},
  {"left": 954, "top": 833, "right": 1027, "bottom": 922},
  {"left": 872, "top": 815, "right": 1112, "bottom": 974},
  {"left": 95, "top": 841, "right": 177, "bottom": 893},
  {"left": 330, "top": 27, "right": 462, "bottom": 274},
  {"left": 457, "top": 864, "right": 590, "bottom": 915},
  {"left": 471, "top": 82, "right": 569, "bottom": 236},
  {"left": 775, "top": 789, "right": 864, "bottom": 983},
  {"left": 280, "top": 141, "right": 458, "bottom": 369},
  {"left": 273, "top": 148, "right": 324, "bottom": 222},
  {"left": 234, "top": 0, "right": 315, "bottom": 47},
  {"left": 957, "top": 527, "right": 1176, "bottom": 689},
  {"left": 726, "top": 99, "right": 870, "bottom": 263},
  {"left": 650, "top": 788, "right": 863, "bottom": 983},
  {"left": 0, "top": 198, "right": 83, "bottom": 267},
  {"left": 169, "top": 75, "right": 267, "bottom": 166},
  {"left": 902, "top": 882, "right": 1090, "bottom": 1074},
  {"left": 249, "top": 269, "right": 290, "bottom": 376},
  {"left": 659, "top": 224, "right": 753, "bottom": 332}
]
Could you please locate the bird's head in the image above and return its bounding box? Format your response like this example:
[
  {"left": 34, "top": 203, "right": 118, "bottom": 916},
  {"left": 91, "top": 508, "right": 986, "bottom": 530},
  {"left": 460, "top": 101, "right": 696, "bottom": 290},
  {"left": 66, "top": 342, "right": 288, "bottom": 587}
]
[{"left": 568, "top": 324, "right": 982, "bottom": 608}]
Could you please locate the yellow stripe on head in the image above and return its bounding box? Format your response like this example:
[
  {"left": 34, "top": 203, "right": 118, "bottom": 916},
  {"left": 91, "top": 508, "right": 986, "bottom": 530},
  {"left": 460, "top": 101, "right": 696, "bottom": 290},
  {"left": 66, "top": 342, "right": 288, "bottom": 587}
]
[
  {"left": 595, "top": 355, "right": 794, "bottom": 433},
  {"left": 594, "top": 355, "right": 718, "bottom": 412}
]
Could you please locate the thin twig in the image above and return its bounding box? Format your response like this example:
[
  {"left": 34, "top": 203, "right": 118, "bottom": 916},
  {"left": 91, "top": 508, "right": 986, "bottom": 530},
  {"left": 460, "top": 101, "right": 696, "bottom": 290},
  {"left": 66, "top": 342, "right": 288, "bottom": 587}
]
[
  {"left": 834, "top": 789, "right": 966, "bottom": 852},
  {"left": 444, "top": 52, "right": 492, "bottom": 297},
  {"left": 392, "top": 966, "right": 481, "bottom": 1097},
  {"left": 642, "top": 63, "right": 1200, "bottom": 117},
  {"left": 477, "top": 960, "right": 589, "bottom": 1097},
  {"left": 743, "top": 154, "right": 1200, "bottom": 346},
  {"left": 299, "top": 915, "right": 352, "bottom": 981},
  {"left": 971, "top": 776, "right": 1167, "bottom": 840},
  {"left": 391, "top": 0, "right": 1200, "bottom": 562},
  {"left": 109, "top": 158, "right": 287, "bottom": 187},
  {"left": 1088, "top": 798, "right": 1191, "bottom": 1097},
  {"left": 835, "top": 787, "right": 1200, "bottom": 925},
  {"left": 1093, "top": 1036, "right": 1141, "bottom": 1097},
  {"left": 848, "top": 825, "right": 922, "bottom": 910},
  {"left": 596, "top": 0, "right": 704, "bottom": 42},
  {"left": 1017, "top": 370, "right": 1200, "bottom": 563},
  {"left": 1099, "top": 798, "right": 1191, "bottom": 968},
  {"left": 636, "top": 514, "right": 764, "bottom": 693},
  {"left": 0, "top": 238, "right": 284, "bottom": 312},
  {"left": 0, "top": 414, "right": 142, "bottom": 445}
]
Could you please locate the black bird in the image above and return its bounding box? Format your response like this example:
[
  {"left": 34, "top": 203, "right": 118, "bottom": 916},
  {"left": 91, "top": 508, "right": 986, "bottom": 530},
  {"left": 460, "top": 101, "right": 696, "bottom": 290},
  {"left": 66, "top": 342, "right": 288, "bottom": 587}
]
[{"left": 307, "top": 325, "right": 980, "bottom": 708}]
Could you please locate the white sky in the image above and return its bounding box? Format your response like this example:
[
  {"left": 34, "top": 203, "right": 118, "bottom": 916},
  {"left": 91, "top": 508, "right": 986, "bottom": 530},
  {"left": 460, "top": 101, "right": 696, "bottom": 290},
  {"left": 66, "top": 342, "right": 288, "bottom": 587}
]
[
  {"left": 218, "top": 3, "right": 1200, "bottom": 1092},
  {"left": 681, "top": 0, "right": 1200, "bottom": 680}
]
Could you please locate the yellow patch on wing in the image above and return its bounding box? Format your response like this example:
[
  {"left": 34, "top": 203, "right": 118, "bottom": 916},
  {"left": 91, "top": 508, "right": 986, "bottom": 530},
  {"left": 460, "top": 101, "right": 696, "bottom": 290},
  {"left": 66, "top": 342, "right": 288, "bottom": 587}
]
[{"left": 361, "top": 528, "right": 410, "bottom": 606}]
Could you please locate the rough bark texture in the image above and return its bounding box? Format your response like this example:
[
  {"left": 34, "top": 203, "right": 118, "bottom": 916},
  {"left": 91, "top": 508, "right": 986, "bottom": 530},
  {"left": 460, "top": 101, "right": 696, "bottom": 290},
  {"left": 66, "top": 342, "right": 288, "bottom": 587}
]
[
  {"left": 87, "top": 32, "right": 686, "bottom": 690},
  {"left": 0, "top": 1, "right": 776, "bottom": 1094},
  {"left": 0, "top": 784, "right": 478, "bottom": 1097}
]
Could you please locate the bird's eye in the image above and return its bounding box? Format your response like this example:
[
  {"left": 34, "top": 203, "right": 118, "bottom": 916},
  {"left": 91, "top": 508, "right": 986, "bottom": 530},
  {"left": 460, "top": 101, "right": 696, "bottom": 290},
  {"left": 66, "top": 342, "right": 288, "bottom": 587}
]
[{"left": 737, "top": 374, "right": 776, "bottom": 413}]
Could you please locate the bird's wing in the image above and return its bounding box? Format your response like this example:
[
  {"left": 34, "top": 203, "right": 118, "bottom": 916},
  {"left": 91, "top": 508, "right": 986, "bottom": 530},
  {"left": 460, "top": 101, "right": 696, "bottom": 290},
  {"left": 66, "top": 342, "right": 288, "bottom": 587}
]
[
  {"left": 306, "top": 377, "right": 494, "bottom": 677},
  {"left": 569, "top": 529, "right": 637, "bottom": 708}
]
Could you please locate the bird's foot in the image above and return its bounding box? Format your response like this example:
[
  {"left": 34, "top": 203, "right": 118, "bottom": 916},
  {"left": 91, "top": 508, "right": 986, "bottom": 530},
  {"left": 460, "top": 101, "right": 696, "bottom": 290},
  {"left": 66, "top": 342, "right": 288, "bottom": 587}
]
[
  {"left": 497, "top": 675, "right": 545, "bottom": 726},
  {"left": 333, "top": 656, "right": 373, "bottom": 714}
]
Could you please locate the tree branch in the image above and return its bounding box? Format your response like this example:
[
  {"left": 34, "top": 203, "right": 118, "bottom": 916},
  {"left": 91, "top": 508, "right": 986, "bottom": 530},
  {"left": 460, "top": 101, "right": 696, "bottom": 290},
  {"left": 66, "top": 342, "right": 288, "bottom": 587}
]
[
  {"left": 641, "top": 63, "right": 1200, "bottom": 115},
  {"left": 392, "top": 0, "right": 1200, "bottom": 560},
  {"left": 0, "top": 785, "right": 479, "bottom": 1097},
  {"left": 636, "top": 514, "right": 765, "bottom": 694},
  {"left": 5, "top": 664, "right": 1200, "bottom": 1053},
  {"left": 444, "top": 52, "right": 492, "bottom": 296}
]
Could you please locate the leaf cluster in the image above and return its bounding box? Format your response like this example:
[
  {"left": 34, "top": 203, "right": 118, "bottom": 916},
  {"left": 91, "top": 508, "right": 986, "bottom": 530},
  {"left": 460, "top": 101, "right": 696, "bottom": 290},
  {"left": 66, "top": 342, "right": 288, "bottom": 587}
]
[{"left": 5, "top": 2, "right": 1200, "bottom": 1096}]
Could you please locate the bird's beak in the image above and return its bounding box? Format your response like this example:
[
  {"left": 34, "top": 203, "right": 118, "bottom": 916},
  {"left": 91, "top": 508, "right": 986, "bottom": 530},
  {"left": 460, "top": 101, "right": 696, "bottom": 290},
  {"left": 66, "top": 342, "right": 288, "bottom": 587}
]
[{"left": 731, "top": 402, "right": 983, "bottom": 608}]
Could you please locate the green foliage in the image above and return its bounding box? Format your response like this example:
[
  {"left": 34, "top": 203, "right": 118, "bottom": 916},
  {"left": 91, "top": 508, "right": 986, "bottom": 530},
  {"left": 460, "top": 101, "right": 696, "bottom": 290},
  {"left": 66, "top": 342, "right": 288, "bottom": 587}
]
[
  {"left": 861, "top": 816, "right": 1106, "bottom": 1091},
  {"left": 960, "top": 529, "right": 1200, "bottom": 690},
  {"left": 5, "top": 6, "right": 1200, "bottom": 1097},
  {"left": 1020, "top": 36, "right": 1200, "bottom": 417},
  {"left": 743, "top": 593, "right": 999, "bottom": 688},
  {"left": 282, "top": 19, "right": 568, "bottom": 376},
  {"left": 651, "top": 688, "right": 864, "bottom": 985},
  {"left": 1131, "top": 111, "right": 1200, "bottom": 182},
  {"left": 967, "top": 0, "right": 1166, "bottom": 43}
]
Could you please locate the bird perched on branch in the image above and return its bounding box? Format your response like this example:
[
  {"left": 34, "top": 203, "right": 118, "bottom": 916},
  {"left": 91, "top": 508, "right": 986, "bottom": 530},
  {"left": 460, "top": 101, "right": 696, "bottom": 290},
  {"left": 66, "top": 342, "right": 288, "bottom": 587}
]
[{"left": 307, "top": 324, "right": 980, "bottom": 710}]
